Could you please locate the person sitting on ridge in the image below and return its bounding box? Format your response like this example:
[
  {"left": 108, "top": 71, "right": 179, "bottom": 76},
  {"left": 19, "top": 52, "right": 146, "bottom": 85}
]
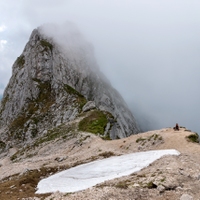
[{"left": 173, "top": 123, "right": 179, "bottom": 131}]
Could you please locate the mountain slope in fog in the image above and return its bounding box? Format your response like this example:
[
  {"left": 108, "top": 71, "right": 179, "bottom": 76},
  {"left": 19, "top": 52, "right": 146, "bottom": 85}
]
[{"left": 0, "top": 23, "right": 140, "bottom": 149}]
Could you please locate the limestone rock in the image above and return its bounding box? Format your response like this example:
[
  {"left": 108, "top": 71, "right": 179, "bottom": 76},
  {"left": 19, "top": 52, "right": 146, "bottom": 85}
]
[
  {"left": 0, "top": 23, "right": 141, "bottom": 146},
  {"left": 82, "top": 101, "right": 96, "bottom": 112},
  {"left": 180, "top": 194, "right": 193, "bottom": 200},
  {"left": 157, "top": 185, "right": 165, "bottom": 193}
]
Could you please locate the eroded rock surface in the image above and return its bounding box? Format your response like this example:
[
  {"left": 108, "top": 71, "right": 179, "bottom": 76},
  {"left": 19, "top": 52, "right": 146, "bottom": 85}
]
[{"left": 0, "top": 23, "right": 140, "bottom": 148}]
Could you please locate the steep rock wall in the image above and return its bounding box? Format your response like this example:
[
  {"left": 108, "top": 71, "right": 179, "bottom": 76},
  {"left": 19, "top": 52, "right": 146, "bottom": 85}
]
[{"left": 0, "top": 24, "right": 140, "bottom": 144}]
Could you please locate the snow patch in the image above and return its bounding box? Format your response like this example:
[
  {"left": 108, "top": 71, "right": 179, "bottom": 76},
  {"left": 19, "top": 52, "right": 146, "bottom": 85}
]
[{"left": 36, "top": 149, "right": 180, "bottom": 194}]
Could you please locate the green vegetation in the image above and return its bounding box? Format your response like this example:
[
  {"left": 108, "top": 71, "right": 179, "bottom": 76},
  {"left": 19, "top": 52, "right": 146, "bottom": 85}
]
[
  {"left": 146, "top": 181, "right": 157, "bottom": 189},
  {"left": 103, "top": 134, "right": 112, "bottom": 140},
  {"left": 0, "top": 141, "right": 6, "bottom": 152},
  {"left": 64, "top": 84, "right": 80, "bottom": 96},
  {"left": 0, "top": 94, "right": 9, "bottom": 114},
  {"left": 31, "top": 79, "right": 55, "bottom": 112},
  {"left": 186, "top": 133, "right": 199, "bottom": 143},
  {"left": 8, "top": 81, "right": 86, "bottom": 142},
  {"left": 35, "top": 123, "right": 76, "bottom": 146},
  {"left": 185, "top": 129, "right": 191, "bottom": 132},
  {"left": 10, "top": 123, "right": 76, "bottom": 162},
  {"left": 9, "top": 80, "right": 55, "bottom": 141},
  {"left": 78, "top": 110, "right": 108, "bottom": 135},
  {"left": 37, "top": 81, "right": 54, "bottom": 111},
  {"left": 40, "top": 39, "right": 53, "bottom": 51},
  {"left": 16, "top": 55, "right": 25, "bottom": 68},
  {"left": 99, "top": 151, "right": 115, "bottom": 158},
  {"left": 115, "top": 181, "right": 130, "bottom": 189},
  {"left": 30, "top": 128, "right": 38, "bottom": 138},
  {"left": 136, "top": 134, "right": 163, "bottom": 146},
  {"left": 64, "top": 84, "right": 87, "bottom": 111},
  {"left": 10, "top": 153, "right": 18, "bottom": 161},
  {"left": 9, "top": 113, "right": 27, "bottom": 140},
  {"left": 160, "top": 177, "right": 166, "bottom": 182},
  {"left": 148, "top": 134, "right": 162, "bottom": 141},
  {"left": 0, "top": 167, "right": 65, "bottom": 200},
  {"left": 136, "top": 137, "right": 146, "bottom": 143}
]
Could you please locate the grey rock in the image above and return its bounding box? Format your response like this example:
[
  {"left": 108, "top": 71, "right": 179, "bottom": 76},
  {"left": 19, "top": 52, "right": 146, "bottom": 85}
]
[
  {"left": 104, "top": 122, "right": 111, "bottom": 137},
  {"left": 157, "top": 185, "right": 165, "bottom": 193},
  {"left": 82, "top": 101, "right": 96, "bottom": 112},
  {"left": 55, "top": 156, "right": 68, "bottom": 162},
  {"left": 0, "top": 23, "right": 141, "bottom": 145},
  {"left": 180, "top": 194, "right": 193, "bottom": 200}
]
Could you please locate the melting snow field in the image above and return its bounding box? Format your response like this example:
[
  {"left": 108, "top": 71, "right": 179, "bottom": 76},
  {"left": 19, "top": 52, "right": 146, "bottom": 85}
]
[{"left": 36, "top": 149, "right": 180, "bottom": 194}]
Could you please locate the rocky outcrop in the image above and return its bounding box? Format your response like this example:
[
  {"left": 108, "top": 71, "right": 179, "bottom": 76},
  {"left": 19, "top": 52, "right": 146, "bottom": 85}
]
[
  {"left": 0, "top": 23, "right": 140, "bottom": 146},
  {"left": 82, "top": 101, "right": 96, "bottom": 112}
]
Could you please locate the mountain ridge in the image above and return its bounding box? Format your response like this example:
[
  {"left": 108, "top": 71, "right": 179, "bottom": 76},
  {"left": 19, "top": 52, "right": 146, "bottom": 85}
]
[
  {"left": 1, "top": 24, "right": 199, "bottom": 200},
  {"left": 0, "top": 126, "right": 199, "bottom": 199}
]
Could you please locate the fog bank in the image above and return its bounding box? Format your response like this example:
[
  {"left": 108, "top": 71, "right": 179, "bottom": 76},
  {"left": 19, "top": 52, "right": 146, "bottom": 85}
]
[{"left": 0, "top": 0, "right": 200, "bottom": 133}]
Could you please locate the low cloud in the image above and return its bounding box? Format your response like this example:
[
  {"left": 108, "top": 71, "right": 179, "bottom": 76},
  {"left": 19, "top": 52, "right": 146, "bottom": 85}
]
[
  {"left": 0, "top": 0, "right": 200, "bottom": 134},
  {"left": 0, "top": 40, "right": 7, "bottom": 51},
  {"left": 0, "top": 24, "right": 7, "bottom": 32}
]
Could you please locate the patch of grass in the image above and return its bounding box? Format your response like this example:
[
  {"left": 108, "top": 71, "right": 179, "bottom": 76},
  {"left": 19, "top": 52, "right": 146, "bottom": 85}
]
[
  {"left": 0, "top": 166, "right": 65, "bottom": 200},
  {"left": 30, "top": 80, "right": 55, "bottom": 113},
  {"left": 0, "top": 140, "right": 6, "bottom": 152},
  {"left": 40, "top": 39, "right": 53, "bottom": 51},
  {"left": 9, "top": 113, "right": 27, "bottom": 140},
  {"left": 37, "top": 81, "right": 54, "bottom": 109},
  {"left": 64, "top": 84, "right": 87, "bottom": 111},
  {"left": 32, "top": 78, "right": 41, "bottom": 83},
  {"left": 31, "top": 128, "right": 38, "bottom": 138},
  {"left": 10, "top": 153, "right": 18, "bottom": 161},
  {"left": 137, "top": 174, "right": 146, "bottom": 178},
  {"left": 79, "top": 135, "right": 91, "bottom": 143},
  {"left": 158, "top": 136, "right": 163, "bottom": 140},
  {"left": 137, "top": 134, "right": 163, "bottom": 144},
  {"left": 160, "top": 177, "right": 166, "bottom": 182},
  {"left": 16, "top": 55, "right": 25, "bottom": 68},
  {"left": 7, "top": 81, "right": 86, "bottom": 143},
  {"left": 10, "top": 123, "right": 76, "bottom": 162},
  {"left": 115, "top": 181, "right": 129, "bottom": 189},
  {"left": 64, "top": 84, "right": 81, "bottom": 96},
  {"left": 77, "top": 96, "right": 87, "bottom": 111},
  {"left": 10, "top": 149, "right": 27, "bottom": 162},
  {"left": 146, "top": 181, "right": 157, "bottom": 189},
  {"left": 102, "top": 134, "right": 112, "bottom": 140},
  {"left": 153, "top": 134, "right": 158, "bottom": 140},
  {"left": 136, "top": 137, "right": 146, "bottom": 143},
  {"left": 99, "top": 151, "right": 115, "bottom": 158},
  {"left": 186, "top": 133, "right": 199, "bottom": 143},
  {"left": 8, "top": 80, "right": 55, "bottom": 141},
  {"left": 35, "top": 124, "right": 75, "bottom": 146},
  {"left": 78, "top": 110, "right": 108, "bottom": 135}
]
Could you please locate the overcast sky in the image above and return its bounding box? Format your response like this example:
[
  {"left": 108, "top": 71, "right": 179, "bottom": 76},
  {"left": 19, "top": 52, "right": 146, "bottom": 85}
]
[{"left": 0, "top": 0, "right": 200, "bottom": 133}]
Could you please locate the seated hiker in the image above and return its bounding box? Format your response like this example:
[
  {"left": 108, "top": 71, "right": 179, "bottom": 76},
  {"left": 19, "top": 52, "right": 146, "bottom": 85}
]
[{"left": 173, "top": 123, "right": 179, "bottom": 131}]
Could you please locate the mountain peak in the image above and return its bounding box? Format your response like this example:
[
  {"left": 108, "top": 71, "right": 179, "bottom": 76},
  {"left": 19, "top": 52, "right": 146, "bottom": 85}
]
[{"left": 0, "top": 24, "right": 140, "bottom": 148}]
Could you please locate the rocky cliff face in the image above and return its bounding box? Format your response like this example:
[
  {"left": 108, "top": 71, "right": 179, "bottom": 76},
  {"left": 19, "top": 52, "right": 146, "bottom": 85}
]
[{"left": 0, "top": 23, "right": 140, "bottom": 147}]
